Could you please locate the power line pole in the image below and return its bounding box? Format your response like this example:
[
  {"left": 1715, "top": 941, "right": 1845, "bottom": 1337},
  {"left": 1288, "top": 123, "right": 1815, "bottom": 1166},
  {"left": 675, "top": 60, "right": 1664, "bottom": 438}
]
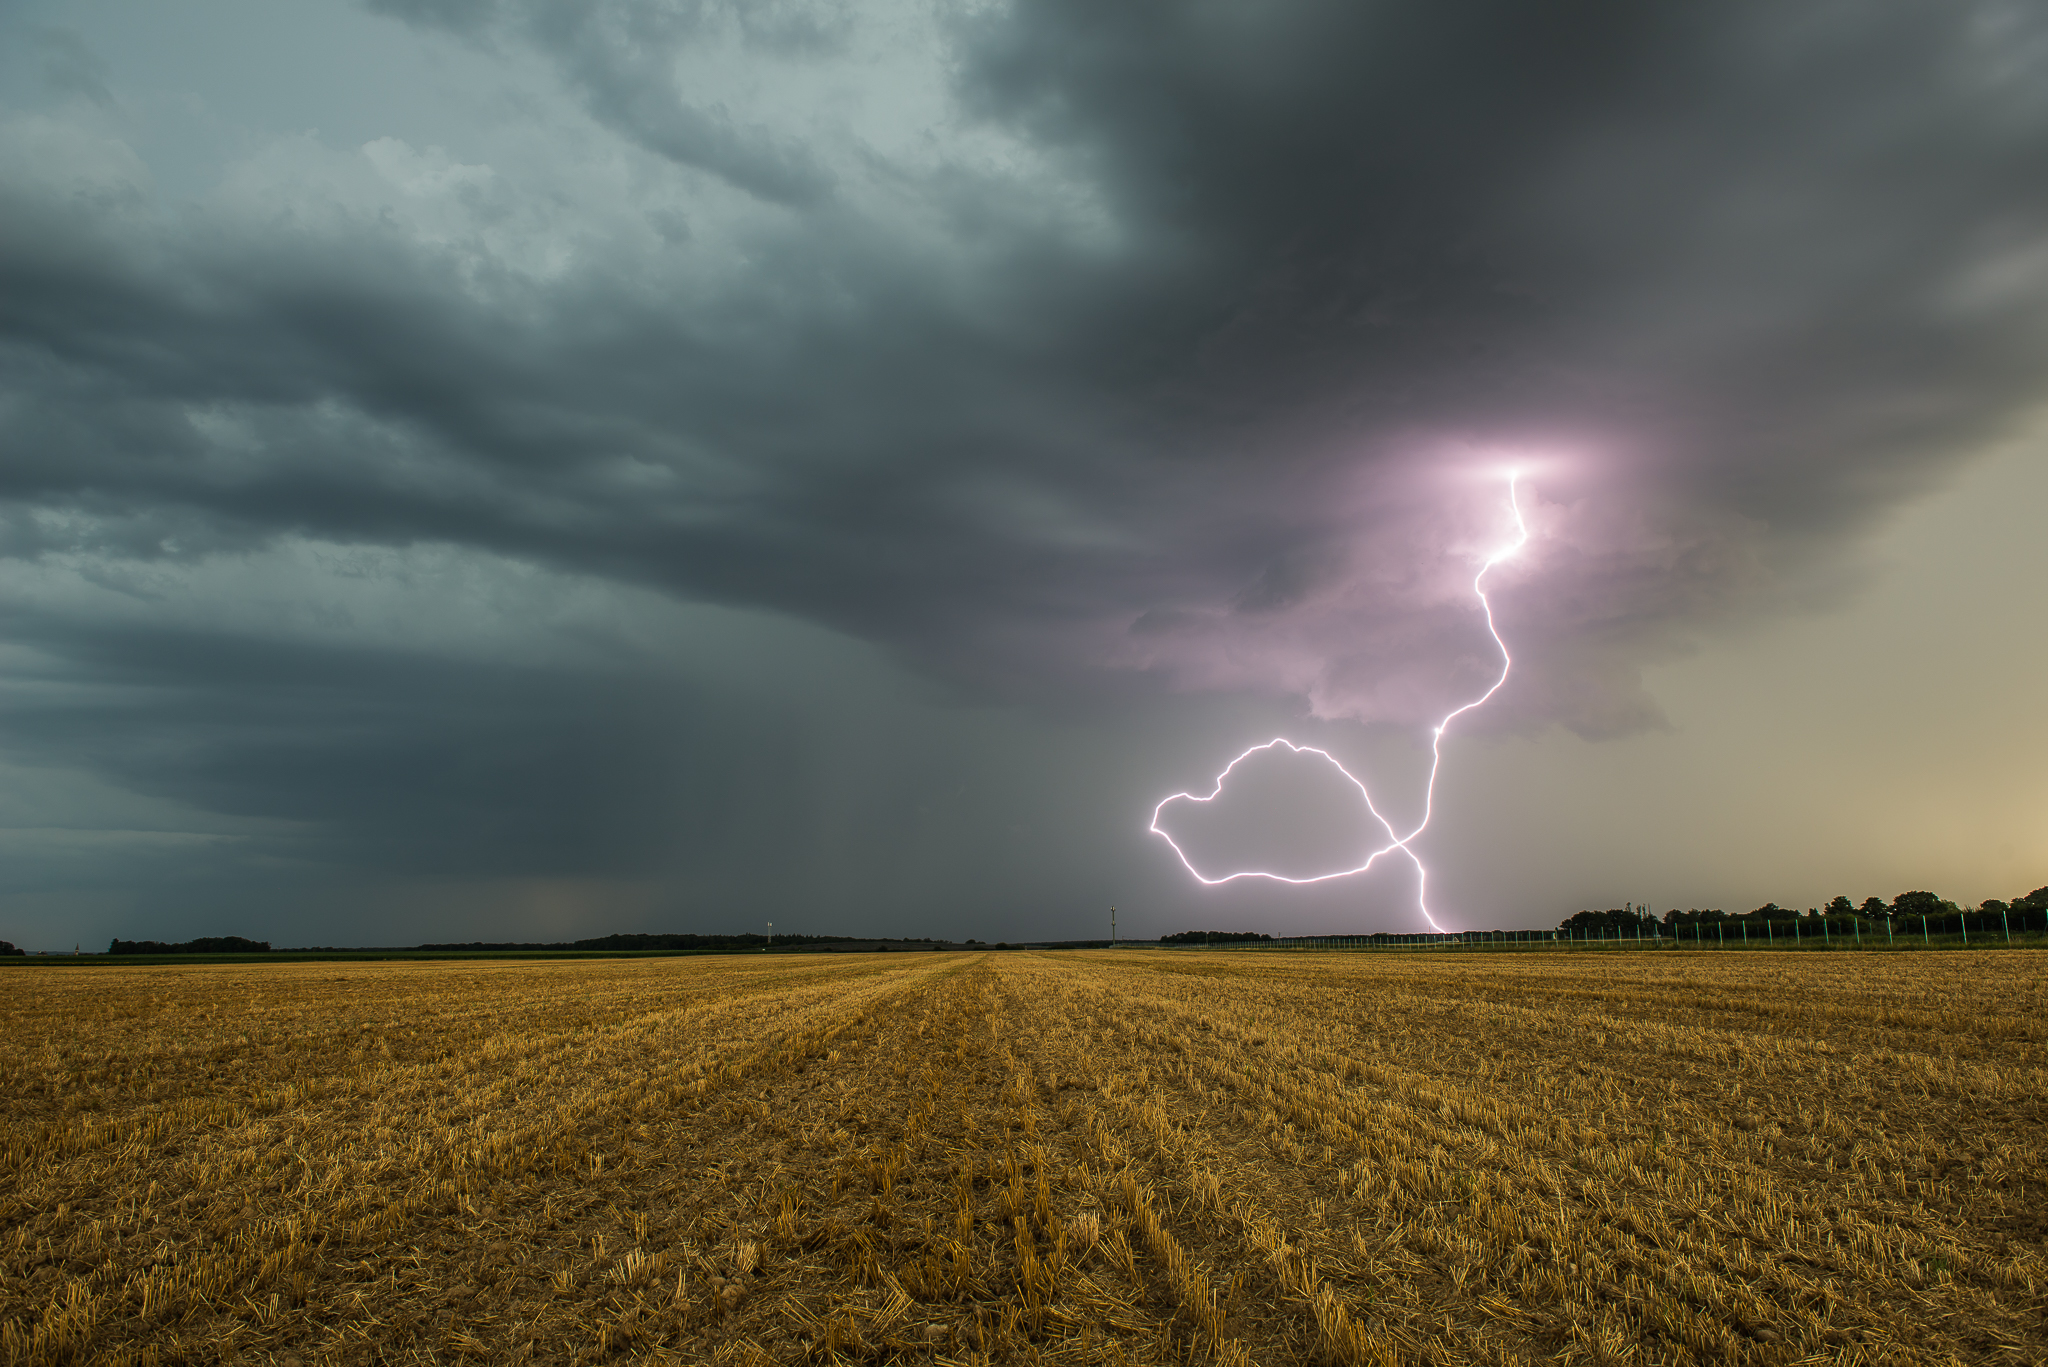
[{"left": 1110, "top": 906, "right": 1117, "bottom": 947}]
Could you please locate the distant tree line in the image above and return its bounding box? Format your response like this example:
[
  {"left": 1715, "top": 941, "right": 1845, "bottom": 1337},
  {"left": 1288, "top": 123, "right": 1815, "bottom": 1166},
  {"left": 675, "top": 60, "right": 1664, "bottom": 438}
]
[
  {"left": 90, "top": 932, "right": 949, "bottom": 956},
  {"left": 107, "top": 936, "right": 272, "bottom": 954},
  {"left": 0, "top": 939, "right": 23, "bottom": 956},
  {"left": 1562, "top": 885, "right": 2048, "bottom": 936},
  {"left": 414, "top": 933, "right": 914, "bottom": 951},
  {"left": 1559, "top": 907, "right": 1664, "bottom": 935},
  {"left": 1158, "top": 930, "right": 1276, "bottom": 945}
]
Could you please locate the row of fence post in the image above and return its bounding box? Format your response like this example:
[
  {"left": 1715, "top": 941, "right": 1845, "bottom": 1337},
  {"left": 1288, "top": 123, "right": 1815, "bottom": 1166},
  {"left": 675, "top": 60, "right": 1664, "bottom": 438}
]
[{"left": 1242, "top": 909, "right": 2040, "bottom": 952}]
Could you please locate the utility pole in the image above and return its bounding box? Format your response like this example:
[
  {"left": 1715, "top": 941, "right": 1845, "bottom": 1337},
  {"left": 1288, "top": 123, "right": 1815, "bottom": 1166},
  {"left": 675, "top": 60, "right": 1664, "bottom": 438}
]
[
  {"left": 1110, "top": 906, "right": 1117, "bottom": 947},
  {"left": 765, "top": 921, "right": 773, "bottom": 952}
]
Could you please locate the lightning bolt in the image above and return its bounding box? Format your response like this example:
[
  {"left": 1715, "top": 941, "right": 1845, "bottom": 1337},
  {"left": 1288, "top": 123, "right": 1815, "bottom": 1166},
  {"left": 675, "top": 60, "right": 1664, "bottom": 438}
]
[{"left": 1149, "top": 474, "right": 1530, "bottom": 932}]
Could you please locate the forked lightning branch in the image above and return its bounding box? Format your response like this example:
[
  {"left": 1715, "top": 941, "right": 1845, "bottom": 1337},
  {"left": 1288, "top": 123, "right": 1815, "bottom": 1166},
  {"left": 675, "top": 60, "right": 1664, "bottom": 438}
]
[{"left": 1150, "top": 474, "right": 1531, "bottom": 932}]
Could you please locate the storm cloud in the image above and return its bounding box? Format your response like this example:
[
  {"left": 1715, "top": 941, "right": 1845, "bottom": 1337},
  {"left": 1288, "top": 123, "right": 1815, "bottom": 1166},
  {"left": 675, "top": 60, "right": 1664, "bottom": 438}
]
[{"left": 2, "top": 0, "right": 2045, "bottom": 944}]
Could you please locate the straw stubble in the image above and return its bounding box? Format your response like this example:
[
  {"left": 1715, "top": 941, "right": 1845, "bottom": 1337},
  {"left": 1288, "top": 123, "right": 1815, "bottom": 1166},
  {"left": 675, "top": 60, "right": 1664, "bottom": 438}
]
[{"left": 2, "top": 949, "right": 2042, "bottom": 1363}]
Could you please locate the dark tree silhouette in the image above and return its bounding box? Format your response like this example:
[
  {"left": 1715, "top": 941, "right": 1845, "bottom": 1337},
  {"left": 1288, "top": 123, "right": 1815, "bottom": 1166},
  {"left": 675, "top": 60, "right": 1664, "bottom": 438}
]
[
  {"left": 1891, "top": 891, "right": 1948, "bottom": 919},
  {"left": 108, "top": 936, "right": 271, "bottom": 954}
]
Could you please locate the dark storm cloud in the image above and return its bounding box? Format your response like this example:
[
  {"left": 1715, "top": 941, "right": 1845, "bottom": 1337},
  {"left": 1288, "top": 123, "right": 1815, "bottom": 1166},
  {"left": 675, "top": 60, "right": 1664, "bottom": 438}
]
[
  {"left": 0, "top": 606, "right": 689, "bottom": 877},
  {"left": 2, "top": 0, "right": 2046, "bottom": 926},
  {"left": 938, "top": 0, "right": 2048, "bottom": 724}
]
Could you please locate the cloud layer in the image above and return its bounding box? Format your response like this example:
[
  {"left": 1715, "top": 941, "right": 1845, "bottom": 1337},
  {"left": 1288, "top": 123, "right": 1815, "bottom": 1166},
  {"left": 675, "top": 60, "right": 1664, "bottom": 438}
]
[{"left": 2, "top": 0, "right": 2045, "bottom": 940}]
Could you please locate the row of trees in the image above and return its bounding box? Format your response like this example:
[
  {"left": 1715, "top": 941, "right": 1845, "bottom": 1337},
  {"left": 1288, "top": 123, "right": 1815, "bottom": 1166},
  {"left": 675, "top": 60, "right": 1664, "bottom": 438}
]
[
  {"left": 1562, "top": 885, "right": 2048, "bottom": 936},
  {"left": 413, "top": 932, "right": 874, "bottom": 952},
  {"left": 99, "top": 932, "right": 926, "bottom": 955},
  {"left": 1158, "top": 930, "right": 1276, "bottom": 945},
  {"left": 107, "top": 936, "right": 272, "bottom": 954}
]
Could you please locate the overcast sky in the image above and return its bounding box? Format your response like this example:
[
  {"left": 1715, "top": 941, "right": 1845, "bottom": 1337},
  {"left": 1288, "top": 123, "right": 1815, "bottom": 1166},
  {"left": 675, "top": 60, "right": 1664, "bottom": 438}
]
[{"left": 2, "top": 0, "right": 2045, "bottom": 949}]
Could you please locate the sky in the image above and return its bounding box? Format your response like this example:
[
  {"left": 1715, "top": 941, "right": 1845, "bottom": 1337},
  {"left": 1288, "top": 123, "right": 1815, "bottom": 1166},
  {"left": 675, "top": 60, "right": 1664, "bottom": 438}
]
[{"left": 1, "top": 0, "right": 2045, "bottom": 950}]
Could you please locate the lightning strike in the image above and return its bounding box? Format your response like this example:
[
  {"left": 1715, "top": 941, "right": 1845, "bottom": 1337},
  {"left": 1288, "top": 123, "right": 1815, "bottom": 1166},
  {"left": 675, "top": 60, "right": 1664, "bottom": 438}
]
[{"left": 1149, "top": 474, "right": 1530, "bottom": 932}]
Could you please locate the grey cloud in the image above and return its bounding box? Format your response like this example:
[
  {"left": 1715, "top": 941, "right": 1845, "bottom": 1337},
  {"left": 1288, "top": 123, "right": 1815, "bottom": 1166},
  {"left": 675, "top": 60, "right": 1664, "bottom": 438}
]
[
  {"left": 2, "top": 0, "right": 2046, "bottom": 936},
  {"left": 32, "top": 26, "right": 115, "bottom": 108},
  {"left": 367, "top": 0, "right": 838, "bottom": 203},
  {"left": 9, "top": 1, "right": 2046, "bottom": 716},
  {"left": 0, "top": 601, "right": 857, "bottom": 884},
  {"left": 12, "top": 2, "right": 2048, "bottom": 705}
]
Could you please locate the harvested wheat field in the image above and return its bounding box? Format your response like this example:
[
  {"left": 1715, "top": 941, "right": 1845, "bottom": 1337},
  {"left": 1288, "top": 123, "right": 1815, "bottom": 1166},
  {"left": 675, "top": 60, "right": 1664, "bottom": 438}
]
[{"left": 3, "top": 949, "right": 2045, "bottom": 1366}]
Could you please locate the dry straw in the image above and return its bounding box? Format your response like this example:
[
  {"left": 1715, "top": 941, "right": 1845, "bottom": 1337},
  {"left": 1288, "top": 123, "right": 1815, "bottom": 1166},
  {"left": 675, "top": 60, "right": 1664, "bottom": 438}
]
[{"left": 2, "top": 948, "right": 2042, "bottom": 1363}]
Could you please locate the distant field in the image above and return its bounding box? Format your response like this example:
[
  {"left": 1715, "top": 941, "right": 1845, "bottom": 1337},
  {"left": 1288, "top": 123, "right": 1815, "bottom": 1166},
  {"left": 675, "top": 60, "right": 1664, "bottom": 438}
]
[{"left": 3, "top": 951, "right": 2043, "bottom": 1365}]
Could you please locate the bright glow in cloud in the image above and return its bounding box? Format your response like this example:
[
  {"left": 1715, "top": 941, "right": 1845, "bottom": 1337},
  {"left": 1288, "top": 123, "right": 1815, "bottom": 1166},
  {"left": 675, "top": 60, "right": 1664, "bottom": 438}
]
[{"left": 1150, "top": 475, "right": 1530, "bottom": 930}]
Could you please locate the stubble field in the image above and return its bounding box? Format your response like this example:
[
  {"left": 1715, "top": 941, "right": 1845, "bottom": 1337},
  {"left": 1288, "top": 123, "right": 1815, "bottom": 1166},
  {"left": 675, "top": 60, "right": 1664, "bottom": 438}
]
[{"left": 2, "top": 948, "right": 2043, "bottom": 1366}]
